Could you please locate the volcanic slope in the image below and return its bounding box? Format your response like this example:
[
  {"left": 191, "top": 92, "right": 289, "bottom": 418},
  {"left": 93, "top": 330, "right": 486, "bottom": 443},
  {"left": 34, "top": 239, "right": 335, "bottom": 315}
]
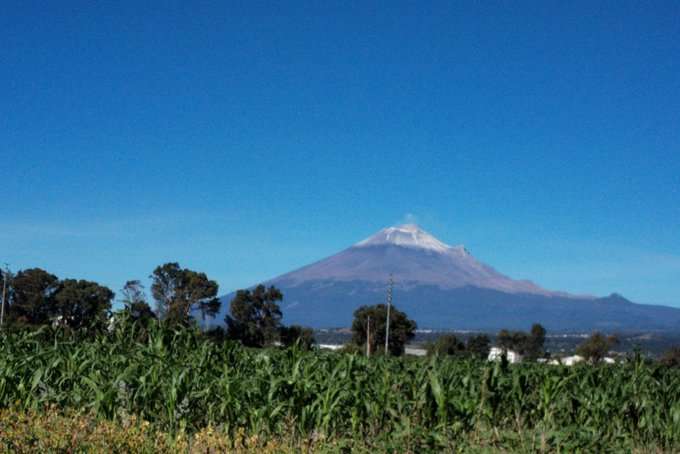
[{"left": 218, "top": 224, "right": 680, "bottom": 331}]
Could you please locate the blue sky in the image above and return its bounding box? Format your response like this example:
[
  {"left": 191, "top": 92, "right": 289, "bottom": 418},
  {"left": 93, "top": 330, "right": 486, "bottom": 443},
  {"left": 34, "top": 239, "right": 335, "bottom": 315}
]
[{"left": 2, "top": 1, "right": 679, "bottom": 308}]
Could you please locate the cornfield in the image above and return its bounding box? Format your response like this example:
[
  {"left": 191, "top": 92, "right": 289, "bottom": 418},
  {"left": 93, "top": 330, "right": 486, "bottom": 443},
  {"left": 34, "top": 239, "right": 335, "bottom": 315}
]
[{"left": 1, "top": 323, "right": 679, "bottom": 452}]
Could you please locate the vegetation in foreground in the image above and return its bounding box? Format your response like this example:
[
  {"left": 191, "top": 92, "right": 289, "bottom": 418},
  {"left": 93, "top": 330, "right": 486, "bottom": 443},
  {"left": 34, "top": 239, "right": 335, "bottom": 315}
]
[
  {"left": 3, "top": 407, "right": 676, "bottom": 454},
  {"left": 2, "top": 263, "right": 680, "bottom": 451},
  {"left": 2, "top": 321, "right": 680, "bottom": 452}
]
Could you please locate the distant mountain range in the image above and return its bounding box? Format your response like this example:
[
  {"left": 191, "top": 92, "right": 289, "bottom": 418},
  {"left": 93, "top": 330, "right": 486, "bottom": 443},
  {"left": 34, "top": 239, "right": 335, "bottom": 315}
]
[{"left": 217, "top": 224, "right": 680, "bottom": 332}]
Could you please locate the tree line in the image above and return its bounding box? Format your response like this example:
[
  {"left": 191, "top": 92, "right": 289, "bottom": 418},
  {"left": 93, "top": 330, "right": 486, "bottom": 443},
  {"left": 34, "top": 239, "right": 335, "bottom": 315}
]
[
  {"left": 420, "top": 324, "right": 545, "bottom": 361},
  {"left": 0, "top": 264, "right": 314, "bottom": 349},
  {"left": 2, "top": 265, "right": 679, "bottom": 363},
  {"left": 0, "top": 263, "right": 416, "bottom": 355}
]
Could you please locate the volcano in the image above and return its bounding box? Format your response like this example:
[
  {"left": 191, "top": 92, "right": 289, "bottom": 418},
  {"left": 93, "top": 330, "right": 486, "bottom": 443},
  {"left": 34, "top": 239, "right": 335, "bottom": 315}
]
[{"left": 218, "top": 224, "right": 680, "bottom": 331}]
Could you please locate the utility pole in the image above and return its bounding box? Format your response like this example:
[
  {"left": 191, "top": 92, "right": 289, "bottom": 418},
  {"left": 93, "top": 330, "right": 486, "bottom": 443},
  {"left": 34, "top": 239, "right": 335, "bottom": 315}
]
[
  {"left": 366, "top": 316, "right": 371, "bottom": 357},
  {"left": 385, "top": 274, "right": 393, "bottom": 355},
  {"left": 0, "top": 264, "right": 8, "bottom": 329}
]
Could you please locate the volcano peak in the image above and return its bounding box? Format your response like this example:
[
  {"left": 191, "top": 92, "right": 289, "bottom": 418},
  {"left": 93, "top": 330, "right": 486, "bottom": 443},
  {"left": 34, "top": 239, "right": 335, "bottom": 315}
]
[
  {"left": 216, "top": 224, "right": 680, "bottom": 331},
  {"left": 354, "top": 224, "right": 454, "bottom": 253}
]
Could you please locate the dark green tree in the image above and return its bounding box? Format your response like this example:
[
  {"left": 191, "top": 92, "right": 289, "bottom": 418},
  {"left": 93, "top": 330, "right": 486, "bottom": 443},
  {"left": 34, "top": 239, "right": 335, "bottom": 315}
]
[
  {"left": 497, "top": 329, "right": 527, "bottom": 352},
  {"left": 466, "top": 334, "right": 491, "bottom": 360},
  {"left": 660, "top": 347, "right": 680, "bottom": 368},
  {"left": 53, "top": 279, "right": 114, "bottom": 330},
  {"left": 0, "top": 267, "right": 11, "bottom": 328},
  {"left": 279, "top": 325, "right": 315, "bottom": 350},
  {"left": 226, "top": 285, "right": 283, "bottom": 347},
  {"left": 576, "top": 332, "right": 619, "bottom": 364},
  {"left": 204, "top": 326, "right": 228, "bottom": 343},
  {"left": 526, "top": 323, "right": 547, "bottom": 360},
  {"left": 150, "top": 263, "right": 220, "bottom": 327},
  {"left": 150, "top": 262, "right": 179, "bottom": 318},
  {"left": 351, "top": 304, "right": 416, "bottom": 356},
  {"left": 120, "top": 280, "right": 156, "bottom": 324},
  {"left": 496, "top": 323, "right": 546, "bottom": 360},
  {"left": 7, "top": 268, "right": 59, "bottom": 326},
  {"left": 427, "top": 333, "right": 466, "bottom": 356}
]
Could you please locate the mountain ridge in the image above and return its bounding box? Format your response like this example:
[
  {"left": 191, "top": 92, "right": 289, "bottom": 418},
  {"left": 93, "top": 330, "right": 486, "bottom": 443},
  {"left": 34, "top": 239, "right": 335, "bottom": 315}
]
[
  {"left": 216, "top": 224, "right": 680, "bottom": 331},
  {"left": 274, "top": 224, "right": 561, "bottom": 297}
]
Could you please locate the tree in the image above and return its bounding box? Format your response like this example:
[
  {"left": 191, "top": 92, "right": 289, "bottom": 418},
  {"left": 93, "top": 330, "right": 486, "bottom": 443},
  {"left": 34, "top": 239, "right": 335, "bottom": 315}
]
[
  {"left": 497, "top": 329, "right": 527, "bottom": 352},
  {"left": 204, "top": 326, "right": 228, "bottom": 343},
  {"left": 351, "top": 304, "right": 416, "bottom": 356},
  {"left": 526, "top": 323, "right": 546, "bottom": 360},
  {"left": 466, "top": 334, "right": 491, "bottom": 360},
  {"left": 496, "top": 323, "right": 546, "bottom": 360},
  {"left": 7, "top": 268, "right": 60, "bottom": 326},
  {"left": 427, "top": 333, "right": 466, "bottom": 356},
  {"left": 279, "top": 325, "right": 315, "bottom": 350},
  {"left": 53, "top": 279, "right": 114, "bottom": 330},
  {"left": 660, "top": 347, "right": 680, "bottom": 368},
  {"left": 120, "top": 280, "right": 156, "bottom": 324},
  {"left": 0, "top": 267, "right": 11, "bottom": 327},
  {"left": 226, "top": 285, "right": 283, "bottom": 347},
  {"left": 150, "top": 263, "right": 220, "bottom": 327},
  {"left": 576, "top": 332, "right": 619, "bottom": 364},
  {"left": 150, "top": 263, "right": 179, "bottom": 318}
]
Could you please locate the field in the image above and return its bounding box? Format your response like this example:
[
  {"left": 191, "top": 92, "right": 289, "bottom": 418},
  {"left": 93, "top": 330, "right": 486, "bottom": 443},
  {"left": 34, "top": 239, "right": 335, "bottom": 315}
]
[{"left": 2, "top": 323, "right": 680, "bottom": 452}]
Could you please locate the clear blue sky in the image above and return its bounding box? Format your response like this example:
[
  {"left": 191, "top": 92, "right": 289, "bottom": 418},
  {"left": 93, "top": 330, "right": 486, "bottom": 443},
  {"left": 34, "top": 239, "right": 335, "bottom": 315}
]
[{"left": 2, "top": 1, "right": 679, "bottom": 308}]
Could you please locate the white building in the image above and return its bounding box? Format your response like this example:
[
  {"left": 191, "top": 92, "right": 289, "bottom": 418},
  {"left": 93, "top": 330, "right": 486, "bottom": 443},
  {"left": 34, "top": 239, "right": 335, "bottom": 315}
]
[
  {"left": 405, "top": 346, "right": 427, "bottom": 357},
  {"left": 551, "top": 355, "right": 616, "bottom": 366},
  {"left": 559, "top": 355, "right": 584, "bottom": 366},
  {"left": 488, "top": 346, "right": 523, "bottom": 364},
  {"left": 318, "top": 344, "right": 343, "bottom": 351}
]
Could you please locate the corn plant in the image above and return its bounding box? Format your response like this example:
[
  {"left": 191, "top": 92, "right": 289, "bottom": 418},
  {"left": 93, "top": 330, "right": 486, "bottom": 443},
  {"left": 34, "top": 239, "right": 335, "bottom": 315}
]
[{"left": 1, "top": 322, "right": 679, "bottom": 451}]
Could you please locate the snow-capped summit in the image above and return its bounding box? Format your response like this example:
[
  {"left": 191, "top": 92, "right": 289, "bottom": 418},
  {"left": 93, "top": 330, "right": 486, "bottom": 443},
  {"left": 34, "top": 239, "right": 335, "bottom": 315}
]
[
  {"left": 216, "top": 223, "right": 680, "bottom": 331},
  {"left": 354, "top": 224, "right": 457, "bottom": 253},
  {"left": 272, "top": 223, "right": 548, "bottom": 295}
]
